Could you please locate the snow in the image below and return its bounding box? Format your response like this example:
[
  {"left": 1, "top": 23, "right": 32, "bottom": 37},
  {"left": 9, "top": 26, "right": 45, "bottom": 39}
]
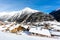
[
  {"left": 9, "top": 25, "right": 16, "bottom": 30},
  {"left": 21, "top": 7, "right": 39, "bottom": 14},
  {"left": 9, "top": 24, "right": 20, "bottom": 30},
  {"left": 50, "top": 30, "right": 60, "bottom": 36},
  {"left": 0, "top": 25, "right": 7, "bottom": 30},
  {"left": 54, "top": 27, "right": 60, "bottom": 30},
  {"left": 0, "top": 11, "right": 18, "bottom": 16},
  {"left": 0, "top": 7, "right": 60, "bottom": 40},
  {"left": 50, "top": 25, "right": 58, "bottom": 28},
  {"left": 42, "top": 21, "right": 59, "bottom": 25},
  {"left": 0, "top": 7, "right": 39, "bottom": 17},
  {"left": 29, "top": 28, "right": 51, "bottom": 36},
  {"left": 21, "top": 24, "right": 29, "bottom": 29},
  {"left": 0, "top": 31, "right": 59, "bottom": 40},
  {"left": 0, "top": 21, "right": 60, "bottom": 40},
  {"left": 56, "top": 8, "right": 60, "bottom": 11},
  {"left": 0, "top": 7, "right": 39, "bottom": 21}
]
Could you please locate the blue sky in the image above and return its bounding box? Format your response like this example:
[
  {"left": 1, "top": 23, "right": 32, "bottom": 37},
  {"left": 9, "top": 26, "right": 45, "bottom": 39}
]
[{"left": 0, "top": 0, "right": 60, "bottom": 13}]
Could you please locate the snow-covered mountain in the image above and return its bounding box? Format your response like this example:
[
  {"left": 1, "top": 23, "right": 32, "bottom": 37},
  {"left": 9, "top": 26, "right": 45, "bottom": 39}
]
[
  {"left": 0, "top": 11, "right": 19, "bottom": 21},
  {"left": 8, "top": 8, "right": 55, "bottom": 23},
  {"left": 50, "top": 8, "right": 60, "bottom": 22},
  {"left": 0, "top": 7, "right": 60, "bottom": 40},
  {"left": 20, "top": 7, "right": 39, "bottom": 14},
  {"left": 0, "top": 7, "right": 55, "bottom": 23},
  {"left": 0, "top": 7, "right": 39, "bottom": 22}
]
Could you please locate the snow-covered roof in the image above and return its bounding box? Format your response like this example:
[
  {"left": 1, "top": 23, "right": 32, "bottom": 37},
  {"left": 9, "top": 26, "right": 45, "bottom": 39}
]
[
  {"left": 21, "top": 25, "right": 29, "bottom": 29},
  {"left": 0, "top": 25, "right": 7, "bottom": 30},
  {"left": 54, "top": 27, "right": 60, "bottom": 30},
  {"left": 50, "top": 30, "right": 60, "bottom": 36},
  {"left": 45, "top": 21, "right": 60, "bottom": 25},
  {"left": 29, "top": 28, "right": 51, "bottom": 36},
  {"left": 49, "top": 24, "right": 60, "bottom": 30},
  {"left": 9, "top": 24, "right": 20, "bottom": 30},
  {"left": 9, "top": 25, "right": 16, "bottom": 30},
  {"left": 50, "top": 25, "right": 58, "bottom": 28}
]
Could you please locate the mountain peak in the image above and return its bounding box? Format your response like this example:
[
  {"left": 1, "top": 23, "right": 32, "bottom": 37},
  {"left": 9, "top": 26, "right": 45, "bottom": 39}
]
[
  {"left": 23, "top": 7, "right": 32, "bottom": 10},
  {"left": 56, "top": 8, "right": 60, "bottom": 11},
  {"left": 21, "top": 7, "right": 39, "bottom": 14}
]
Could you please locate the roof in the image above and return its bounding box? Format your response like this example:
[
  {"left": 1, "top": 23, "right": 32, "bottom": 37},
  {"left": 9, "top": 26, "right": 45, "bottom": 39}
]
[
  {"left": 21, "top": 24, "right": 29, "bottom": 29},
  {"left": 29, "top": 28, "right": 51, "bottom": 36},
  {"left": 9, "top": 24, "right": 20, "bottom": 30},
  {"left": 50, "top": 30, "right": 60, "bottom": 36}
]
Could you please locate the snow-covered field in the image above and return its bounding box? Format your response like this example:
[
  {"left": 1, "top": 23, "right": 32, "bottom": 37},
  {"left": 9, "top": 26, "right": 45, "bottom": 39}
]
[{"left": 0, "top": 31, "right": 59, "bottom": 40}]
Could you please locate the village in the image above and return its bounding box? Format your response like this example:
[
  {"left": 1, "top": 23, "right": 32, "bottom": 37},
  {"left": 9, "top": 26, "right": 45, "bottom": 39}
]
[{"left": 0, "top": 20, "right": 60, "bottom": 38}]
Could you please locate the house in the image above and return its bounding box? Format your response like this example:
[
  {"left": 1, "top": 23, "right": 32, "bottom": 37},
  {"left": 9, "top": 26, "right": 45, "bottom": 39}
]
[
  {"left": 9, "top": 24, "right": 26, "bottom": 33},
  {"left": 1, "top": 23, "right": 26, "bottom": 34},
  {"left": 50, "top": 30, "right": 60, "bottom": 37},
  {"left": 29, "top": 27, "right": 51, "bottom": 37}
]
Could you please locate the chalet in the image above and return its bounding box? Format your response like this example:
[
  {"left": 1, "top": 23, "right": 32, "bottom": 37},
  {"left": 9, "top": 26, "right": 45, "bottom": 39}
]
[
  {"left": 29, "top": 27, "right": 51, "bottom": 37},
  {"left": 50, "top": 30, "right": 60, "bottom": 37},
  {"left": 9, "top": 24, "right": 26, "bottom": 33}
]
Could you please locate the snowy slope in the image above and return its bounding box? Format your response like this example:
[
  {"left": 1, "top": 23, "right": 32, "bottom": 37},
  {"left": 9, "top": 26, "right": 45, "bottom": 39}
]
[
  {"left": 0, "top": 7, "right": 39, "bottom": 21},
  {"left": 0, "top": 31, "right": 59, "bottom": 40},
  {"left": 0, "top": 11, "right": 19, "bottom": 21},
  {"left": 21, "top": 7, "right": 39, "bottom": 14}
]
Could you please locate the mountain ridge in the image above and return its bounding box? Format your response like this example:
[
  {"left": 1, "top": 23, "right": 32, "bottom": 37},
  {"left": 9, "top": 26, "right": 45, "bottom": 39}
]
[
  {"left": 0, "top": 7, "right": 55, "bottom": 23},
  {"left": 50, "top": 9, "right": 60, "bottom": 22}
]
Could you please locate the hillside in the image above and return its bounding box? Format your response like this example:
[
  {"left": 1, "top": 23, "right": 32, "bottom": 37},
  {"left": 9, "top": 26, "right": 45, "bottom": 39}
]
[{"left": 50, "top": 9, "right": 60, "bottom": 22}]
